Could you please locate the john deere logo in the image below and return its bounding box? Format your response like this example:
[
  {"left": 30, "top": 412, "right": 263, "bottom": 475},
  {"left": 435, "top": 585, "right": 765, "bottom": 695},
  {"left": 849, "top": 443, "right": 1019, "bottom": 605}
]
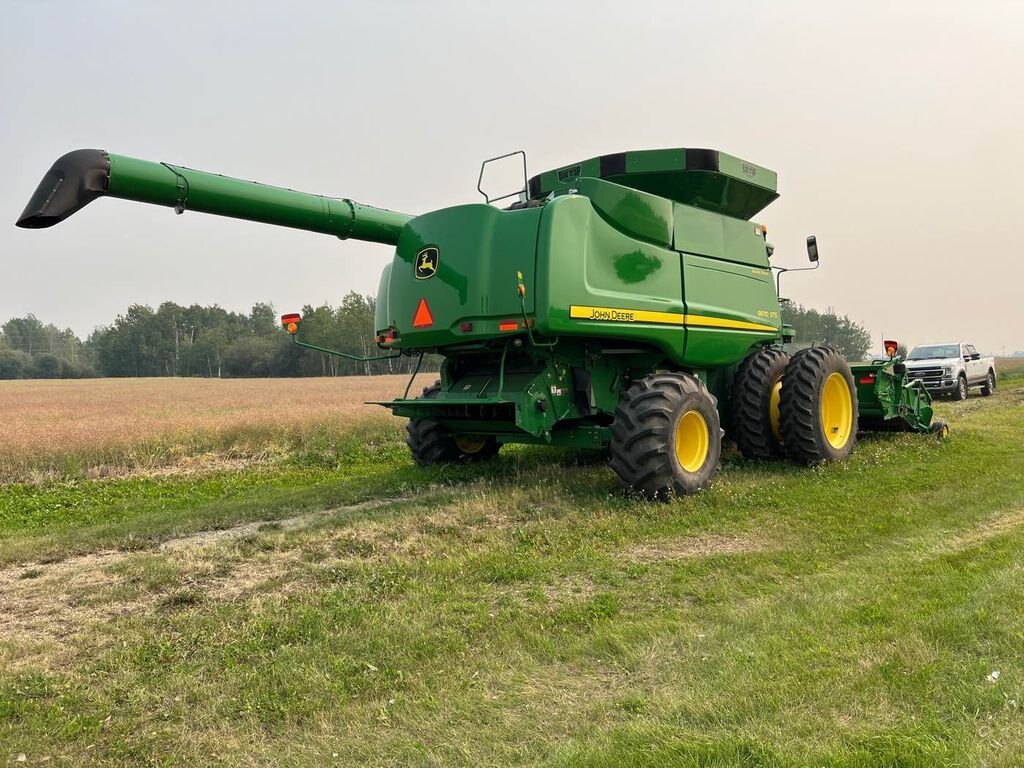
[{"left": 415, "top": 247, "right": 439, "bottom": 280}]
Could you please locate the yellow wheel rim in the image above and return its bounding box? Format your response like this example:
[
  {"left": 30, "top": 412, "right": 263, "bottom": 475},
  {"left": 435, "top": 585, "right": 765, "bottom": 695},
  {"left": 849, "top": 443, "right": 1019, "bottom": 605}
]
[
  {"left": 820, "top": 372, "right": 853, "bottom": 449},
  {"left": 454, "top": 435, "right": 488, "bottom": 455},
  {"left": 769, "top": 379, "right": 783, "bottom": 442},
  {"left": 674, "top": 410, "right": 710, "bottom": 473}
]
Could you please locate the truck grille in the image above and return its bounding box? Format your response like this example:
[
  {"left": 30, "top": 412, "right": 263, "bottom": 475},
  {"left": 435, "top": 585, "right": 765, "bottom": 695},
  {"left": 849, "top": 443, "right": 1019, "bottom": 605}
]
[{"left": 906, "top": 366, "right": 944, "bottom": 385}]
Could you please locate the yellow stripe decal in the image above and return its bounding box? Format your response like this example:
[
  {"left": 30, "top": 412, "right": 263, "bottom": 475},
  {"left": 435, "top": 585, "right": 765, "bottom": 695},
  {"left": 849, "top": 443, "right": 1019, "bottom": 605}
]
[
  {"left": 569, "top": 305, "right": 776, "bottom": 333},
  {"left": 570, "top": 305, "right": 684, "bottom": 325},
  {"left": 684, "top": 314, "right": 779, "bottom": 332}
]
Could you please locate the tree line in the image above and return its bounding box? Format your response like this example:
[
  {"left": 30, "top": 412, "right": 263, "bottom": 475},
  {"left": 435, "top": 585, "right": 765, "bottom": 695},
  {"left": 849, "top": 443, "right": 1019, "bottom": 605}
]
[
  {"left": 0, "top": 296, "right": 873, "bottom": 380},
  {"left": 0, "top": 292, "right": 426, "bottom": 380},
  {"left": 781, "top": 303, "right": 873, "bottom": 359}
]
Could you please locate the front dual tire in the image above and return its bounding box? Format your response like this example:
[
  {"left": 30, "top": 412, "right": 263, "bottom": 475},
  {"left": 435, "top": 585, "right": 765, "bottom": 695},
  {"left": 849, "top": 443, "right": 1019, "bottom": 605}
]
[
  {"left": 732, "top": 345, "right": 857, "bottom": 465},
  {"left": 732, "top": 347, "right": 790, "bottom": 460},
  {"left": 778, "top": 346, "right": 857, "bottom": 464}
]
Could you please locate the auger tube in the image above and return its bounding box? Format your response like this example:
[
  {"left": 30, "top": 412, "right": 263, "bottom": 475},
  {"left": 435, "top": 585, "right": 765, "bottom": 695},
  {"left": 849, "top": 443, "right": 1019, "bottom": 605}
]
[{"left": 16, "top": 149, "right": 413, "bottom": 245}]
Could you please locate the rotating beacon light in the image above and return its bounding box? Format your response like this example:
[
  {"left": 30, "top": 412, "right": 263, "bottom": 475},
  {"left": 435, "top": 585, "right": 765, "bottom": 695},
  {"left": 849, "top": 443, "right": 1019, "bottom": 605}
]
[{"left": 281, "top": 313, "right": 302, "bottom": 335}]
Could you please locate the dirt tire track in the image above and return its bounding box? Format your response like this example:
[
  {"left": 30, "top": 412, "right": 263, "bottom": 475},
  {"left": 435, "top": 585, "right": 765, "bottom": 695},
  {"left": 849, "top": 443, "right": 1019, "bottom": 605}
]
[{"left": 0, "top": 494, "right": 426, "bottom": 653}]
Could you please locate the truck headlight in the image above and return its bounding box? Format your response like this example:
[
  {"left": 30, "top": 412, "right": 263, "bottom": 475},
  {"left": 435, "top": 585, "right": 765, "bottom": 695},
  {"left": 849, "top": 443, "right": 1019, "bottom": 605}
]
[{"left": 942, "top": 366, "right": 952, "bottom": 375}]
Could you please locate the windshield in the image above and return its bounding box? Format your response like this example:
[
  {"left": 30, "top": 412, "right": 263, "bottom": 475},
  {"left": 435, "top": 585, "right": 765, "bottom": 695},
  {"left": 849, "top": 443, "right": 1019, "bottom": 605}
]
[{"left": 907, "top": 344, "right": 959, "bottom": 360}]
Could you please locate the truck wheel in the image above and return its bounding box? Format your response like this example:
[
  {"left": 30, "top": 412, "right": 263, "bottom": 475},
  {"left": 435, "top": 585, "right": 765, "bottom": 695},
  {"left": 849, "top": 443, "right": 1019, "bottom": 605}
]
[
  {"left": 406, "top": 381, "right": 499, "bottom": 465},
  {"left": 609, "top": 372, "right": 722, "bottom": 499},
  {"left": 779, "top": 347, "right": 858, "bottom": 464},
  {"left": 954, "top": 374, "right": 968, "bottom": 401},
  {"left": 732, "top": 347, "right": 790, "bottom": 459},
  {"left": 981, "top": 370, "right": 996, "bottom": 397}
]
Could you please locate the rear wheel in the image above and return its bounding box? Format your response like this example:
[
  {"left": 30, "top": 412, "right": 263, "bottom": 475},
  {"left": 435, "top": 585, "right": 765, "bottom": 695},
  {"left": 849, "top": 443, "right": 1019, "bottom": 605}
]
[
  {"left": 731, "top": 347, "right": 790, "bottom": 459},
  {"left": 609, "top": 372, "right": 722, "bottom": 499},
  {"left": 981, "top": 370, "right": 996, "bottom": 397},
  {"left": 779, "top": 347, "right": 858, "bottom": 464},
  {"left": 406, "top": 381, "right": 499, "bottom": 465},
  {"left": 954, "top": 374, "right": 968, "bottom": 401},
  {"left": 452, "top": 434, "right": 500, "bottom": 460}
]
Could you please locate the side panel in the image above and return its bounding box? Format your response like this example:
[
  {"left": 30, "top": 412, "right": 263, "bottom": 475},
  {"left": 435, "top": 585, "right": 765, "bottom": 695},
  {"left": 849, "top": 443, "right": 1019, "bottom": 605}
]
[
  {"left": 573, "top": 177, "right": 674, "bottom": 248},
  {"left": 681, "top": 253, "right": 780, "bottom": 367},
  {"left": 535, "top": 196, "right": 685, "bottom": 362},
  {"left": 381, "top": 205, "right": 542, "bottom": 347},
  {"left": 673, "top": 203, "right": 771, "bottom": 267},
  {"left": 373, "top": 262, "right": 393, "bottom": 332}
]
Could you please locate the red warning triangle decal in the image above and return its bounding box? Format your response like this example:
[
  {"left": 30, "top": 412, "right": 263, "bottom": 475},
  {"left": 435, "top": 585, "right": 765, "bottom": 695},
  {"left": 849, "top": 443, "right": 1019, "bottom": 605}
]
[{"left": 412, "top": 298, "right": 433, "bottom": 328}]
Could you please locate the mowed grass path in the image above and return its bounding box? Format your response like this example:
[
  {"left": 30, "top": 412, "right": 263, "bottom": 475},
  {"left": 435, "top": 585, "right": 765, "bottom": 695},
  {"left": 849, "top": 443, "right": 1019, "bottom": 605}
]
[{"left": 1, "top": 384, "right": 1023, "bottom": 766}]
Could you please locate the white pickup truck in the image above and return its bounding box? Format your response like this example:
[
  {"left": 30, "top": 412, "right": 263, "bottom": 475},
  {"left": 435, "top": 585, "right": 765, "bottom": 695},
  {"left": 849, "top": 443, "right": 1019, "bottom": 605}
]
[{"left": 904, "top": 342, "right": 997, "bottom": 400}]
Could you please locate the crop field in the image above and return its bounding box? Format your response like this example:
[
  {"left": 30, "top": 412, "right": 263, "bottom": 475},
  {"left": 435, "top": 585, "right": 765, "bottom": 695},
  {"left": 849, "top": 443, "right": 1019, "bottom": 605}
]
[
  {"left": 1, "top": 375, "right": 1023, "bottom": 766},
  {"left": 996, "top": 356, "right": 1024, "bottom": 380},
  {"left": 0, "top": 376, "right": 412, "bottom": 483}
]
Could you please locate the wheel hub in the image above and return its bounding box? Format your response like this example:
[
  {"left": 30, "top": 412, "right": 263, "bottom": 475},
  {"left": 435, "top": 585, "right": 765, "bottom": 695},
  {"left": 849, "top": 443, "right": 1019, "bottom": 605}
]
[
  {"left": 675, "top": 410, "right": 710, "bottom": 472},
  {"left": 454, "top": 435, "right": 488, "bottom": 455},
  {"left": 769, "top": 379, "right": 783, "bottom": 442},
  {"left": 820, "top": 372, "right": 853, "bottom": 449}
]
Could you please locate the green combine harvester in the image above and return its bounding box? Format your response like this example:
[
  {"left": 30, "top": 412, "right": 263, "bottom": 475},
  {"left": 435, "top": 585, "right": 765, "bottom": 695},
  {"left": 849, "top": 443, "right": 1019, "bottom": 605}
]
[{"left": 17, "top": 147, "right": 945, "bottom": 497}]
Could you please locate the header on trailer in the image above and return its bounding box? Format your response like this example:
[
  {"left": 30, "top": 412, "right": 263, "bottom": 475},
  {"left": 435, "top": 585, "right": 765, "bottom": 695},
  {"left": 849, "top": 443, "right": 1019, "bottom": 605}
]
[{"left": 528, "top": 147, "right": 779, "bottom": 220}]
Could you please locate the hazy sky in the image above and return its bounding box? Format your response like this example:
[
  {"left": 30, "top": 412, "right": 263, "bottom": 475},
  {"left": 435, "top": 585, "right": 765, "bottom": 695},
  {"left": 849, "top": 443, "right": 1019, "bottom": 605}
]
[{"left": 2, "top": 1, "right": 1022, "bottom": 354}]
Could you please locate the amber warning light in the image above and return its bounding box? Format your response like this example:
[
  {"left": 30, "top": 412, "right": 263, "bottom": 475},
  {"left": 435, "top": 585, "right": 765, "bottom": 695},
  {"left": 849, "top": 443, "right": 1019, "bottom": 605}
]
[
  {"left": 281, "top": 313, "right": 302, "bottom": 335},
  {"left": 884, "top": 339, "right": 899, "bottom": 358}
]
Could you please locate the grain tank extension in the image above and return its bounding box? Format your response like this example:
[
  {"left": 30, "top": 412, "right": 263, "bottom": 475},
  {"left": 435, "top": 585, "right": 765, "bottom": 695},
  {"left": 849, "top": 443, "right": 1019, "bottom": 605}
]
[{"left": 17, "top": 146, "right": 944, "bottom": 497}]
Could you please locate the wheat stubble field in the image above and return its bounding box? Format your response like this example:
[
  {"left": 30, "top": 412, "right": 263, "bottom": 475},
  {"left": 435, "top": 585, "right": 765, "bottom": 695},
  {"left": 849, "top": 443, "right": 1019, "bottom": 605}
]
[
  {"left": 0, "top": 375, "right": 412, "bottom": 482},
  {"left": 1, "top": 369, "right": 1023, "bottom": 766}
]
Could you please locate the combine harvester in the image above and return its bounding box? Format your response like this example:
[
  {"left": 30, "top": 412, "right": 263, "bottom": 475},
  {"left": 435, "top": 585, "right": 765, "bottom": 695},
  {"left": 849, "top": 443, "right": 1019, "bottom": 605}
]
[{"left": 17, "top": 147, "right": 945, "bottom": 497}]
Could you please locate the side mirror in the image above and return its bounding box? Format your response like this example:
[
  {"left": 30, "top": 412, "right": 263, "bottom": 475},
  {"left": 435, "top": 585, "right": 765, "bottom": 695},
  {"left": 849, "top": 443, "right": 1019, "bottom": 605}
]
[
  {"left": 806, "top": 235, "right": 819, "bottom": 263},
  {"left": 972, "top": 352, "right": 981, "bottom": 361},
  {"left": 775, "top": 236, "right": 821, "bottom": 296}
]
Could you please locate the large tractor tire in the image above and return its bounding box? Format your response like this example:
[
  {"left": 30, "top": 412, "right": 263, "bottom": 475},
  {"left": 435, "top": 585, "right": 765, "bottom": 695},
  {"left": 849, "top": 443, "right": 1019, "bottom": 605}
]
[
  {"left": 731, "top": 347, "right": 790, "bottom": 459},
  {"left": 609, "top": 372, "right": 722, "bottom": 499},
  {"left": 779, "top": 347, "right": 858, "bottom": 464},
  {"left": 981, "top": 370, "right": 996, "bottom": 397},
  {"left": 406, "top": 381, "right": 499, "bottom": 465}
]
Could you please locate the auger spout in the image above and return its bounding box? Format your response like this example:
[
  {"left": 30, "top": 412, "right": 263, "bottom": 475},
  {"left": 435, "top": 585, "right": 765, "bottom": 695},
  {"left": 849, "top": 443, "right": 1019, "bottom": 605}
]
[{"left": 16, "top": 149, "right": 413, "bottom": 245}]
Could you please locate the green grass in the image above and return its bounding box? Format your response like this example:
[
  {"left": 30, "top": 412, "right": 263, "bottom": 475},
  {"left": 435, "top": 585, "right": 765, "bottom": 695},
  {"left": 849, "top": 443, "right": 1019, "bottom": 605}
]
[
  {"left": 1, "top": 387, "right": 1023, "bottom": 766},
  {"left": 997, "top": 356, "right": 1024, "bottom": 383}
]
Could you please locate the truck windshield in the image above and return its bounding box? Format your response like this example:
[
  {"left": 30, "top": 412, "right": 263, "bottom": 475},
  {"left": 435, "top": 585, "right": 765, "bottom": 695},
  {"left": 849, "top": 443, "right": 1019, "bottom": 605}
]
[{"left": 907, "top": 344, "right": 959, "bottom": 360}]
